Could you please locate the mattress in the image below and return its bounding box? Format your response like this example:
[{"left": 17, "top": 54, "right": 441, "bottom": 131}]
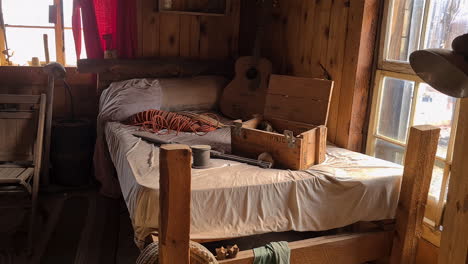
[{"left": 104, "top": 121, "right": 403, "bottom": 243}]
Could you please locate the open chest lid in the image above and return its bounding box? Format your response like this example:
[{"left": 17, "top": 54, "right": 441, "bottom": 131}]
[{"left": 263, "top": 75, "right": 334, "bottom": 126}]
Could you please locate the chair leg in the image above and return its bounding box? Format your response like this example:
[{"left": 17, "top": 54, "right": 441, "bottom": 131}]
[{"left": 28, "top": 200, "right": 37, "bottom": 256}]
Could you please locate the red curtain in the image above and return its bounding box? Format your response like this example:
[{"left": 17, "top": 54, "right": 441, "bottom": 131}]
[{"left": 72, "top": 0, "right": 137, "bottom": 59}]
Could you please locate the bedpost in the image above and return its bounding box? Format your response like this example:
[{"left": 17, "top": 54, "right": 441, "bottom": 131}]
[
  {"left": 439, "top": 99, "right": 468, "bottom": 264},
  {"left": 159, "top": 144, "right": 192, "bottom": 264},
  {"left": 390, "top": 125, "right": 440, "bottom": 264}
]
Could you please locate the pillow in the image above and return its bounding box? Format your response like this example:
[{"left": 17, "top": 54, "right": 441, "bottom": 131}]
[
  {"left": 98, "top": 76, "right": 228, "bottom": 123},
  {"left": 159, "top": 76, "right": 228, "bottom": 112}
]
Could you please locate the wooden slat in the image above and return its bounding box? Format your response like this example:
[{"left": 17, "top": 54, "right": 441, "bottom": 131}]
[
  {"left": 179, "top": 15, "right": 192, "bottom": 57},
  {"left": 315, "top": 125, "right": 327, "bottom": 164},
  {"left": 295, "top": 0, "right": 317, "bottom": 76},
  {"left": 141, "top": 0, "right": 159, "bottom": 56},
  {"left": 335, "top": 0, "right": 379, "bottom": 151},
  {"left": 0, "top": 22, "right": 7, "bottom": 66},
  {"left": 0, "top": 118, "right": 34, "bottom": 162},
  {"left": 159, "top": 13, "right": 181, "bottom": 57},
  {"left": 416, "top": 238, "right": 439, "bottom": 264},
  {"left": 0, "top": 167, "right": 25, "bottom": 179},
  {"left": 265, "top": 75, "right": 333, "bottom": 125},
  {"left": 0, "top": 94, "right": 41, "bottom": 104},
  {"left": 54, "top": 0, "right": 65, "bottom": 65},
  {"left": 158, "top": 144, "right": 192, "bottom": 264},
  {"left": 219, "top": 231, "right": 393, "bottom": 264},
  {"left": 0, "top": 112, "right": 34, "bottom": 119},
  {"left": 189, "top": 16, "right": 201, "bottom": 58},
  {"left": 439, "top": 98, "right": 468, "bottom": 264},
  {"left": 324, "top": 0, "right": 350, "bottom": 144},
  {"left": 390, "top": 125, "right": 440, "bottom": 264},
  {"left": 15, "top": 118, "right": 35, "bottom": 158}
]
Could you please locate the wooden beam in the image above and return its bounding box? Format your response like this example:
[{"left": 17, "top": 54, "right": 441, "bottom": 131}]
[
  {"left": 41, "top": 75, "right": 55, "bottom": 185},
  {"left": 335, "top": 0, "right": 380, "bottom": 151},
  {"left": 0, "top": 94, "right": 41, "bottom": 104},
  {"left": 0, "top": 27, "right": 6, "bottom": 66},
  {"left": 76, "top": 58, "right": 233, "bottom": 75},
  {"left": 390, "top": 125, "right": 440, "bottom": 264},
  {"left": 439, "top": 98, "right": 468, "bottom": 264},
  {"left": 218, "top": 231, "right": 393, "bottom": 264},
  {"left": 159, "top": 144, "right": 192, "bottom": 264},
  {"left": 54, "top": 0, "right": 65, "bottom": 65}
]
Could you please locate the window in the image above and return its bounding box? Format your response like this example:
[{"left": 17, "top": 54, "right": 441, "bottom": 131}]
[
  {"left": 0, "top": 0, "right": 86, "bottom": 66},
  {"left": 368, "top": 0, "right": 468, "bottom": 237}
]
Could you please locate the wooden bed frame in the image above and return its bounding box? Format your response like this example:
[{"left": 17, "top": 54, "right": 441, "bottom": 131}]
[{"left": 77, "top": 58, "right": 441, "bottom": 264}]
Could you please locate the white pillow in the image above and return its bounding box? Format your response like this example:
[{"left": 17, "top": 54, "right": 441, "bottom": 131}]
[{"left": 98, "top": 76, "right": 228, "bottom": 123}]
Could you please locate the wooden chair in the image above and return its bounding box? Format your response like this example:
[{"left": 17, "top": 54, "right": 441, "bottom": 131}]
[{"left": 0, "top": 94, "right": 46, "bottom": 253}]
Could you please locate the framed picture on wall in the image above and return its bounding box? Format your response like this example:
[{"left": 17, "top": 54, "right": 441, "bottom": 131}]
[{"left": 156, "top": 0, "right": 229, "bottom": 16}]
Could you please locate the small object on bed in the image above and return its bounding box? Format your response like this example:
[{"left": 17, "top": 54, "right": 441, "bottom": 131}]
[
  {"left": 127, "top": 109, "right": 224, "bottom": 135},
  {"left": 231, "top": 75, "right": 333, "bottom": 170},
  {"left": 210, "top": 150, "right": 272, "bottom": 168},
  {"left": 215, "top": 246, "right": 227, "bottom": 260},
  {"left": 232, "top": 117, "right": 327, "bottom": 170},
  {"left": 227, "top": 244, "right": 239, "bottom": 259},
  {"left": 132, "top": 132, "right": 273, "bottom": 168},
  {"left": 257, "top": 120, "right": 277, "bottom": 133},
  {"left": 215, "top": 244, "right": 239, "bottom": 260},
  {"left": 192, "top": 145, "right": 212, "bottom": 169},
  {"left": 258, "top": 152, "right": 275, "bottom": 167}
]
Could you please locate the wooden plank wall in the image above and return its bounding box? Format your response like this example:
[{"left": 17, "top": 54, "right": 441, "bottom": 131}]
[
  {"left": 239, "top": 0, "right": 379, "bottom": 151},
  {"left": 137, "top": 0, "right": 241, "bottom": 59},
  {"left": 0, "top": 67, "right": 96, "bottom": 119}
]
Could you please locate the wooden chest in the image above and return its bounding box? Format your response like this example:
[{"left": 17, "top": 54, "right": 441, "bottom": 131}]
[{"left": 231, "top": 75, "right": 334, "bottom": 170}]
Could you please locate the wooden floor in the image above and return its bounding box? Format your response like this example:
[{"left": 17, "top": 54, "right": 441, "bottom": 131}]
[{"left": 0, "top": 188, "right": 139, "bottom": 264}]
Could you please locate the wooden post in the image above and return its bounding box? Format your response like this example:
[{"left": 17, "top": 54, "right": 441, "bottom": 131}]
[
  {"left": 439, "top": 98, "right": 468, "bottom": 264},
  {"left": 41, "top": 75, "right": 55, "bottom": 185},
  {"left": 390, "top": 125, "right": 440, "bottom": 264},
  {"left": 159, "top": 144, "right": 192, "bottom": 264},
  {"left": 54, "top": 0, "right": 65, "bottom": 65}
]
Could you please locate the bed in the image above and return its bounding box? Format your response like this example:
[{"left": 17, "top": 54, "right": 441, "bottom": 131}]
[
  {"left": 106, "top": 121, "right": 402, "bottom": 243},
  {"left": 78, "top": 58, "right": 437, "bottom": 264}
]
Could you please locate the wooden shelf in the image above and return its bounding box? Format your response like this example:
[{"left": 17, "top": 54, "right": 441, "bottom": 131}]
[
  {"left": 156, "top": 10, "right": 226, "bottom": 16},
  {"left": 156, "top": 0, "right": 228, "bottom": 16}
]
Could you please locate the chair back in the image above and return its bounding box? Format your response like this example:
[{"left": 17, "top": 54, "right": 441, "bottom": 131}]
[{"left": 0, "top": 95, "right": 46, "bottom": 164}]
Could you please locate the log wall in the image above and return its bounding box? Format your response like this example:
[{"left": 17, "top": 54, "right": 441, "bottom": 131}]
[{"left": 239, "top": 0, "right": 380, "bottom": 151}]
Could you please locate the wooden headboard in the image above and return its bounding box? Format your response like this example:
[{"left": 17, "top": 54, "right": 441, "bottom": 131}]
[{"left": 77, "top": 58, "right": 234, "bottom": 95}]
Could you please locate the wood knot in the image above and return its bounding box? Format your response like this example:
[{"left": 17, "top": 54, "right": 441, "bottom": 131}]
[
  {"left": 200, "top": 23, "right": 207, "bottom": 35},
  {"left": 169, "top": 35, "right": 175, "bottom": 46},
  {"left": 464, "top": 195, "right": 468, "bottom": 212}
]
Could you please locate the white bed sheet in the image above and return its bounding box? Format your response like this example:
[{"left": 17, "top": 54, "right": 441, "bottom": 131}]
[{"left": 105, "top": 121, "right": 403, "bottom": 243}]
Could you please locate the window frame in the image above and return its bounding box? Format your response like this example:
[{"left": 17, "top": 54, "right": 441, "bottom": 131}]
[
  {"left": 368, "top": 0, "right": 462, "bottom": 242},
  {"left": 0, "top": 0, "right": 75, "bottom": 66}
]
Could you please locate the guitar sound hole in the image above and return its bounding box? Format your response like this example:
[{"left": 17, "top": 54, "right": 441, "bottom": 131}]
[{"left": 245, "top": 67, "right": 259, "bottom": 80}]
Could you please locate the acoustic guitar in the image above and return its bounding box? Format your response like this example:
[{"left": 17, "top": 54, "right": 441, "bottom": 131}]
[{"left": 220, "top": 0, "right": 274, "bottom": 120}]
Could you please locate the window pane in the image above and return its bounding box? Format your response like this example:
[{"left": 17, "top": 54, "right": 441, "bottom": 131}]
[
  {"left": 3, "top": 0, "right": 54, "bottom": 27},
  {"left": 63, "top": 0, "right": 73, "bottom": 28},
  {"left": 377, "top": 77, "right": 415, "bottom": 142},
  {"left": 64, "top": 29, "right": 87, "bottom": 66},
  {"left": 5, "top": 27, "right": 56, "bottom": 66},
  {"left": 374, "top": 139, "right": 405, "bottom": 165},
  {"left": 429, "top": 160, "right": 446, "bottom": 198},
  {"left": 424, "top": 0, "right": 468, "bottom": 49},
  {"left": 386, "top": 0, "right": 426, "bottom": 62},
  {"left": 414, "top": 84, "right": 456, "bottom": 158}
]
